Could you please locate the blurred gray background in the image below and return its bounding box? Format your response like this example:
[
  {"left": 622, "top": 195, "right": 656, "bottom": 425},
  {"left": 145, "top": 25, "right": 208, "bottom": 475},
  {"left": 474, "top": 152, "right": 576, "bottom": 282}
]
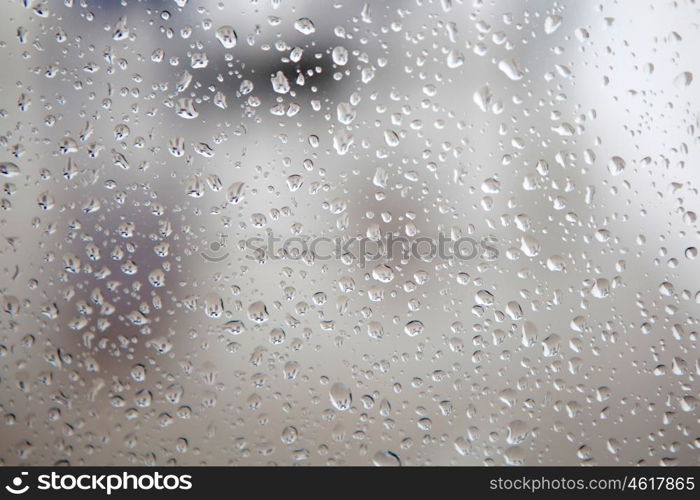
[{"left": 0, "top": 0, "right": 699, "bottom": 465}]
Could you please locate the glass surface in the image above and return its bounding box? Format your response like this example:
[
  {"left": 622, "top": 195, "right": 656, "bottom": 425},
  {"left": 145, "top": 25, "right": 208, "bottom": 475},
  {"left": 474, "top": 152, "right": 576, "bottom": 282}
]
[{"left": 1, "top": 0, "right": 699, "bottom": 466}]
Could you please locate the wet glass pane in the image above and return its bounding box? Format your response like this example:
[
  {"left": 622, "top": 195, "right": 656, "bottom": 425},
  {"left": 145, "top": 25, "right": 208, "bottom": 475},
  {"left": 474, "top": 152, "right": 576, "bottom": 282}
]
[{"left": 1, "top": 0, "right": 699, "bottom": 466}]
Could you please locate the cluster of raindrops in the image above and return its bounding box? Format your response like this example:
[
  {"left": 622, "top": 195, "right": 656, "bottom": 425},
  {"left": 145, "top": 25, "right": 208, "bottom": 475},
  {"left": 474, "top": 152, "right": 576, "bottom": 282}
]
[{"left": 0, "top": 0, "right": 699, "bottom": 466}]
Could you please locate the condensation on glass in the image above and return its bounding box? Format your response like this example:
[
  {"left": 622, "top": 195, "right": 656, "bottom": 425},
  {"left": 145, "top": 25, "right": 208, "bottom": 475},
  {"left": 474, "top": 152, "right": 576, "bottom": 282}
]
[{"left": 0, "top": 0, "right": 698, "bottom": 466}]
